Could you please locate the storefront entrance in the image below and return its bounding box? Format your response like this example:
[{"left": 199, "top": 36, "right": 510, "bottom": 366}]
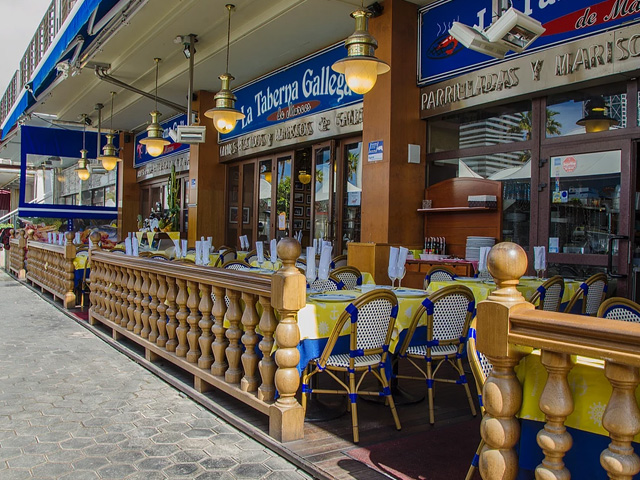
[{"left": 225, "top": 136, "right": 362, "bottom": 254}]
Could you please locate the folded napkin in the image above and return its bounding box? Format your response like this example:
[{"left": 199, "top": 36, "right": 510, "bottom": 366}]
[
  {"left": 397, "top": 247, "right": 409, "bottom": 276},
  {"left": 125, "top": 237, "right": 132, "bottom": 256},
  {"left": 207, "top": 237, "right": 213, "bottom": 251},
  {"left": 534, "top": 246, "right": 546, "bottom": 272},
  {"left": 256, "top": 242, "right": 265, "bottom": 264},
  {"left": 306, "top": 246, "right": 316, "bottom": 283},
  {"left": 47, "top": 233, "right": 52, "bottom": 243},
  {"left": 173, "top": 239, "right": 181, "bottom": 258},
  {"left": 478, "top": 247, "right": 491, "bottom": 272},
  {"left": 313, "top": 238, "right": 318, "bottom": 251},
  {"left": 318, "top": 244, "right": 333, "bottom": 281},
  {"left": 89, "top": 238, "right": 94, "bottom": 250},
  {"left": 270, "top": 239, "right": 277, "bottom": 263},
  {"left": 132, "top": 237, "right": 139, "bottom": 257},
  {"left": 195, "top": 241, "right": 202, "bottom": 265},
  {"left": 74, "top": 232, "right": 81, "bottom": 244},
  {"left": 388, "top": 247, "right": 399, "bottom": 280},
  {"left": 181, "top": 240, "right": 188, "bottom": 259},
  {"left": 244, "top": 235, "right": 250, "bottom": 250}
]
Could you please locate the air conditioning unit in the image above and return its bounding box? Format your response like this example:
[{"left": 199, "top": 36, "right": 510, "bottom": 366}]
[{"left": 176, "top": 125, "right": 206, "bottom": 144}]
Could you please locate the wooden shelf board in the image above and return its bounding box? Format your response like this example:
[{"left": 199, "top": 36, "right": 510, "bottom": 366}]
[{"left": 417, "top": 207, "right": 495, "bottom": 213}]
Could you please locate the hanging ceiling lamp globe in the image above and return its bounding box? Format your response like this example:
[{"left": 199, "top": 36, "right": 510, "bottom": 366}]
[
  {"left": 76, "top": 150, "right": 90, "bottom": 181},
  {"left": 98, "top": 92, "right": 120, "bottom": 170},
  {"left": 331, "top": 8, "right": 389, "bottom": 95},
  {"left": 139, "top": 59, "right": 170, "bottom": 157}
]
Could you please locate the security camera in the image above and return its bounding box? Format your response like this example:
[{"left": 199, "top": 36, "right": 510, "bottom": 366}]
[
  {"left": 449, "top": 22, "right": 508, "bottom": 59},
  {"left": 485, "top": 8, "right": 545, "bottom": 53}
]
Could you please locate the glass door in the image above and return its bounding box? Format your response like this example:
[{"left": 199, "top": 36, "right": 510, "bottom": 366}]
[
  {"left": 340, "top": 139, "right": 363, "bottom": 254},
  {"left": 241, "top": 163, "right": 255, "bottom": 245},
  {"left": 538, "top": 143, "right": 632, "bottom": 296},
  {"left": 275, "top": 153, "right": 293, "bottom": 242},
  {"left": 312, "top": 142, "right": 335, "bottom": 245}
]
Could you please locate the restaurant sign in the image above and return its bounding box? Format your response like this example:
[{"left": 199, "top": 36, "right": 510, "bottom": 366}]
[
  {"left": 134, "top": 114, "right": 189, "bottom": 168},
  {"left": 219, "top": 103, "right": 363, "bottom": 161},
  {"left": 218, "top": 43, "right": 362, "bottom": 142},
  {"left": 419, "top": 0, "right": 640, "bottom": 86},
  {"left": 420, "top": 23, "right": 640, "bottom": 118}
]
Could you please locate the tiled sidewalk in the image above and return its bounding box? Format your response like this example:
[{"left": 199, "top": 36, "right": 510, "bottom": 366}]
[{"left": 0, "top": 270, "right": 312, "bottom": 480}]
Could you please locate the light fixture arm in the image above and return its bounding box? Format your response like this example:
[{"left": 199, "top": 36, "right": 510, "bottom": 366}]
[
  {"left": 187, "top": 34, "right": 196, "bottom": 126},
  {"left": 225, "top": 4, "right": 233, "bottom": 74}
]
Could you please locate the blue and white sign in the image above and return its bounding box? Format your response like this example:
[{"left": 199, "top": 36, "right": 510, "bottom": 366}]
[
  {"left": 135, "top": 114, "right": 190, "bottom": 167},
  {"left": 219, "top": 43, "right": 363, "bottom": 142},
  {"left": 367, "top": 140, "right": 384, "bottom": 162},
  {"left": 419, "top": 0, "right": 640, "bottom": 85}
]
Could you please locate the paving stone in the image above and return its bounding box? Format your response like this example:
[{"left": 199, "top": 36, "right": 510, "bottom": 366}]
[
  {"left": 136, "top": 456, "right": 173, "bottom": 470},
  {"left": 71, "top": 456, "right": 110, "bottom": 470},
  {"left": 264, "top": 471, "right": 314, "bottom": 480},
  {"left": 126, "top": 472, "right": 167, "bottom": 480},
  {"left": 0, "top": 467, "right": 33, "bottom": 480},
  {"left": 163, "top": 462, "right": 202, "bottom": 477},
  {"left": 6, "top": 453, "right": 46, "bottom": 469},
  {"left": 21, "top": 442, "right": 61, "bottom": 455},
  {"left": 199, "top": 456, "right": 238, "bottom": 470},
  {"left": 263, "top": 456, "right": 299, "bottom": 471},
  {"left": 231, "top": 463, "right": 270, "bottom": 479},
  {"left": 45, "top": 448, "right": 85, "bottom": 463},
  {"left": 97, "top": 463, "right": 138, "bottom": 479},
  {"left": 194, "top": 472, "right": 235, "bottom": 480},
  {"left": 31, "top": 461, "right": 73, "bottom": 477},
  {"left": 58, "top": 471, "right": 100, "bottom": 480}
]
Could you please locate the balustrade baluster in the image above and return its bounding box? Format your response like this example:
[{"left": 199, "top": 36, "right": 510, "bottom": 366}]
[
  {"left": 258, "top": 296, "right": 277, "bottom": 402},
  {"left": 536, "top": 351, "right": 575, "bottom": 479},
  {"left": 133, "top": 270, "right": 143, "bottom": 335},
  {"left": 148, "top": 273, "right": 159, "bottom": 343},
  {"left": 96, "top": 259, "right": 106, "bottom": 316},
  {"left": 64, "top": 232, "right": 76, "bottom": 308},
  {"left": 108, "top": 263, "right": 118, "bottom": 323},
  {"left": 175, "top": 279, "right": 189, "bottom": 357},
  {"left": 156, "top": 275, "right": 168, "bottom": 347},
  {"left": 225, "top": 289, "right": 243, "bottom": 384},
  {"left": 121, "top": 268, "right": 132, "bottom": 328},
  {"left": 165, "top": 277, "right": 178, "bottom": 352},
  {"left": 113, "top": 266, "right": 123, "bottom": 325},
  {"left": 140, "top": 271, "right": 151, "bottom": 338},
  {"left": 240, "top": 293, "right": 260, "bottom": 392},
  {"left": 600, "top": 362, "right": 640, "bottom": 480},
  {"left": 197, "top": 283, "right": 214, "bottom": 369},
  {"left": 103, "top": 263, "right": 113, "bottom": 319},
  {"left": 126, "top": 268, "right": 136, "bottom": 330},
  {"left": 211, "top": 286, "right": 228, "bottom": 376},
  {"left": 186, "top": 280, "right": 202, "bottom": 363}
]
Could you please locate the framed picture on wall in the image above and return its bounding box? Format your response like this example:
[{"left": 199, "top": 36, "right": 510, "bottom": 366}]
[
  {"left": 294, "top": 192, "right": 304, "bottom": 203},
  {"left": 229, "top": 206, "right": 238, "bottom": 224},
  {"left": 305, "top": 182, "right": 311, "bottom": 191},
  {"left": 294, "top": 181, "right": 304, "bottom": 191},
  {"left": 293, "top": 206, "right": 303, "bottom": 216},
  {"left": 242, "top": 207, "right": 250, "bottom": 224},
  {"left": 306, "top": 207, "right": 311, "bottom": 217},
  {"left": 305, "top": 219, "right": 311, "bottom": 229},
  {"left": 306, "top": 194, "right": 312, "bottom": 204},
  {"left": 293, "top": 219, "right": 303, "bottom": 230}
]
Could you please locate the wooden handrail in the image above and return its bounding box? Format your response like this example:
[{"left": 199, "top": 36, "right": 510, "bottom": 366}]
[{"left": 476, "top": 242, "right": 640, "bottom": 480}]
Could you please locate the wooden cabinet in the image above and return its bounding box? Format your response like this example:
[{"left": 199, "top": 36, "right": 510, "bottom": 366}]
[
  {"left": 420, "top": 178, "right": 502, "bottom": 259},
  {"left": 347, "top": 242, "right": 391, "bottom": 285},
  {"left": 404, "top": 260, "right": 475, "bottom": 289}
]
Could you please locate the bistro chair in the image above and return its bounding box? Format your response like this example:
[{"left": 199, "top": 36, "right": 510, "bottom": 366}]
[
  {"left": 301, "top": 290, "right": 402, "bottom": 443},
  {"left": 331, "top": 254, "right": 348, "bottom": 269},
  {"left": 597, "top": 297, "right": 640, "bottom": 323},
  {"left": 397, "top": 285, "right": 477, "bottom": 424},
  {"left": 474, "top": 269, "right": 492, "bottom": 281},
  {"left": 332, "top": 266, "right": 363, "bottom": 290},
  {"left": 563, "top": 272, "right": 608, "bottom": 316},
  {"left": 174, "top": 257, "right": 195, "bottom": 264},
  {"left": 76, "top": 244, "right": 89, "bottom": 252},
  {"left": 213, "top": 248, "right": 237, "bottom": 267},
  {"left": 149, "top": 253, "right": 170, "bottom": 261},
  {"left": 465, "top": 319, "right": 493, "bottom": 480},
  {"left": 527, "top": 275, "right": 565, "bottom": 312},
  {"left": 295, "top": 258, "right": 307, "bottom": 271},
  {"left": 221, "top": 259, "right": 252, "bottom": 271},
  {"left": 308, "top": 275, "right": 344, "bottom": 292},
  {"left": 138, "top": 251, "right": 154, "bottom": 257},
  {"left": 244, "top": 249, "right": 258, "bottom": 264},
  {"left": 423, "top": 266, "right": 457, "bottom": 289}
]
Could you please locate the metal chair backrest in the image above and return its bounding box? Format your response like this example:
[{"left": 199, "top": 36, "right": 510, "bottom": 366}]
[
  {"left": 244, "top": 249, "right": 258, "bottom": 264},
  {"left": 528, "top": 275, "right": 565, "bottom": 312},
  {"left": 295, "top": 258, "right": 307, "bottom": 270},
  {"left": 214, "top": 248, "right": 237, "bottom": 267},
  {"left": 332, "top": 266, "right": 363, "bottom": 290},
  {"left": 221, "top": 260, "right": 252, "bottom": 271},
  {"left": 564, "top": 272, "right": 608, "bottom": 316},
  {"left": 399, "top": 285, "right": 475, "bottom": 358},
  {"left": 331, "top": 254, "right": 347, "bottom": 269},
  {"left": 149, "top": 253, "right": 170, "bottom": 261},
  {"left": 174, "top": 257, "right": 195, "bottom": 264},
  {"left": 315, "top": 290, "right": 398, "bottom": 370},
  {"left": 597, "top": 297, "right": 640, "bottom": 323},
  {"left": 308, "top": 276, "right": 343, "bottom": 291},
  {"left": 424, "top": 266, "right": 456, "bottom": 289}
]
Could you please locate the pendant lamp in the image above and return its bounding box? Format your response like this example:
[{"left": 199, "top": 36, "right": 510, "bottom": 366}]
[
  {"left": 331, "top": 1, "right": 389, "bottom": 95},
  {"left": 576, "top": 96, "right": 619, "bottom": 133},
  {"left": 99, "top": 91, "right": 119, "bottom": 171},
  {"left": 75, "top": 114, "right": 91, "bottom": 181},
  {"left": 204, "top": 4, "right": 245, "bottom": 134},
  {"left": 139, "top": 58, "right": 170, "bottom": 157}
]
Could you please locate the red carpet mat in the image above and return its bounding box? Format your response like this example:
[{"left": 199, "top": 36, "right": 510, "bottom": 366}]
[
  {"left": 71, "top": 310, "right": 89, "bottom": 321},
  {"left": 345, "top": 417, "right": 482, "bottom": 480}
]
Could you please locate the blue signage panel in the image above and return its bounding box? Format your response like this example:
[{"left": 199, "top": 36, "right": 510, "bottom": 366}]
[
  {"left": 219, "top": 43, "right": 363, "bottom": 141},
  {"left": 134, "top": 114, "right": 189, "bottom": 167},
  {"left": 419, "top": 0, "right": 640, "bottom": 85}
]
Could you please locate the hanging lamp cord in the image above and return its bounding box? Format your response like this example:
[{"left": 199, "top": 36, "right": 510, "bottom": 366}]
[
  {"left": 154, "top": 59, "right": 159, "bottom": 111},
  {"left": 226, "top": 5, "right": 232, "bottom": 73},
  {"left": 110, "top": 92, "right": 115, "bottom": 132}
]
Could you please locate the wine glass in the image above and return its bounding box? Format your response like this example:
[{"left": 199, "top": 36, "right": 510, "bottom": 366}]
[
  {"left": 388, "top": 266, "right": 398, "bottom": 289},
  {"left": 397, "top": 267, "right": 407, "bottom": 289}
]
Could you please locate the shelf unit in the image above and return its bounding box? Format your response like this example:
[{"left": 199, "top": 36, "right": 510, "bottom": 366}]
[{"left": 423, "top": 178, "right": 502, "bottom": 259}]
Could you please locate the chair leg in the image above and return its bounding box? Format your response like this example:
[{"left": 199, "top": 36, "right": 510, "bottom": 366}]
[
  {"left": 301, "top": 367, "right": 311, "bottom": 413},
  {"left": 426, "top": 359, "right": 435, "bottom": 424},
  {"left": 349, "top": 371, "right": 359, "bottom": 443},
  {"left": 380, "top": 366, "right": 401, "bottom": 431},
  {"left": 465, "top": 439, "right": 484, "bottom": 480},
  {"left": 457, "top": 357, "right": 477, "bottom": 417}
]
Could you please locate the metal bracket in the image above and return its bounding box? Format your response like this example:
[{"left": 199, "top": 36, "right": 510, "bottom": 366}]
[
  {"left": 538, "top": 182, "right": 547, "bottom": 192},
  {"left": 538, "top": 157, "right": 548, "bottom": 168}
]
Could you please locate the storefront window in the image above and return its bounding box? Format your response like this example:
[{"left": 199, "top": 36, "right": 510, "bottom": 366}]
[
  {"left": 548, "top": 151, "right": 620, "bottom": 255},
  {"left": 227, "top": 165, "right": 240, "bottom": 246},
  {"left": 342, "top": 141, "right": 362, "bottom": 251},
  {"left": 276, "top": 155, "right": 291, "bottom": 241},
  {"left": 428, "top": 100, "right": 531, "bottom": 153},
  {"left": 546, "top": 84, "right": 626, "bottom": 138},
  {"left": 314, "top": 146, "right": 332, "bottom": 241},
  {"left": 242, "top": 163, "right": 255, "bottom": 244},
  {"left": 258, "top": 160, "right": 272, "bottom": 242}
]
